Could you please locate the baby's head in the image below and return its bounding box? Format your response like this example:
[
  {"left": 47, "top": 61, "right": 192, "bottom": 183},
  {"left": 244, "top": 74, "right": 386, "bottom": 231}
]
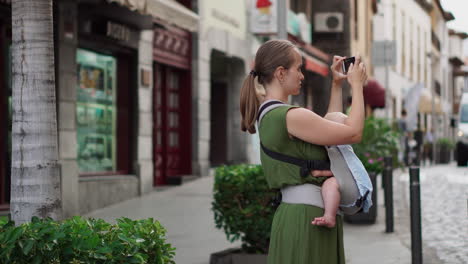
[{"left": 325, "top": 112, "right": 348, "bottom": 124}]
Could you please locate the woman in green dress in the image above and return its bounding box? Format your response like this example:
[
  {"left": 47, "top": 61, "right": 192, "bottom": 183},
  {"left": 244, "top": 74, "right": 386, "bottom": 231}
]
[{"left": 239, "top": 40, "right": 367, "bottom": 264}]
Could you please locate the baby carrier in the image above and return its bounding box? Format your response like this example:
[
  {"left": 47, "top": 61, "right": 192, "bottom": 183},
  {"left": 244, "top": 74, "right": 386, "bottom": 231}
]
[{"left": 258, "top": 100, "right": 373, "bottom": 215}]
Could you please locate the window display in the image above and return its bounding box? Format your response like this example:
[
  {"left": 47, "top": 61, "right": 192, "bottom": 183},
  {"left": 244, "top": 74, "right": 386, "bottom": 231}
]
[{"left": 76, "top": 49, "right": 116, "bottom": 173}]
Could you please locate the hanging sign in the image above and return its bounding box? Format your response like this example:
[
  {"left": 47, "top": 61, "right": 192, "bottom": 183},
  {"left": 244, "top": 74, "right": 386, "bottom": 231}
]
[{"left": 250, "top": 0, "right": 278, "bottom": 34}]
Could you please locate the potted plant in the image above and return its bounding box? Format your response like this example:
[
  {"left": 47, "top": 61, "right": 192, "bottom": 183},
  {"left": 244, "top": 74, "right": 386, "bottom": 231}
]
[
  {"left": 210, "top": 164, "right": 277, "bottom": 264},
  {"left": 436, "top": 137, "right": 455, "bottom": 164},
  {"left": 345, "top": 117, "right": 401, "bottom": 223}
]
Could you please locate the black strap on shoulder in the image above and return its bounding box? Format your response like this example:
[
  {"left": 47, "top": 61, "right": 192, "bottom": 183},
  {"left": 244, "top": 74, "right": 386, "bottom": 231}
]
[
  {"left": 257, "top": 100, "right": 284, "bottom": 122},
  {"left": 261, "top": 143, "right": 330, "bottom": 178},
  {"left": 258, "top": 100, "right": 330, "bottom": 177}
]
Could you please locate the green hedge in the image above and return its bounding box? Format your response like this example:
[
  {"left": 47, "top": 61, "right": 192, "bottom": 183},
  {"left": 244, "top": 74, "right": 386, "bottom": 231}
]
[
  {"left": 0, "top": 216, "right": 175, "bottom": 264},
  {"left": 212, "top": 164, "right": 278, "bottom": 254},
  {"left": 436, "top": 137, "right": 455, "bottom": 150}
]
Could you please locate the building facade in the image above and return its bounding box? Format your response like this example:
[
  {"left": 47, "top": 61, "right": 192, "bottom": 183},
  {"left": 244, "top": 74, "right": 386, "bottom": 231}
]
[
  {"left": 373, "top": 0, "right": 432, "bottom": 127},
  {"left": 430, "top": 0, "right": 454, "bottom": 138},
  {"left": 448, "top": 30, "right": 467, "bottom": 139},
  {"left": 312, "top": 0, "right": 381, "bottom": 114},
  {"left": 193, "top": 0, "right": 251, "bottom": 173},
  {"left": 0, "top": 0, "right": 200, "bottom": 217}
]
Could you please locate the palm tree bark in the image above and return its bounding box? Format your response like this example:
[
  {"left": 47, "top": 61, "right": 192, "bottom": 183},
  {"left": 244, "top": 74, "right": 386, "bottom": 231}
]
[{"left": 10, "top": 0, "right": 61, "bottom": 224}]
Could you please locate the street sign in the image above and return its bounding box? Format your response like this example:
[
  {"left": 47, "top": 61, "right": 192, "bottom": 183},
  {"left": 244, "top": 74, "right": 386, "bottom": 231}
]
[{"left": 372, "top": 40, "right": 396, "bottom": 66}]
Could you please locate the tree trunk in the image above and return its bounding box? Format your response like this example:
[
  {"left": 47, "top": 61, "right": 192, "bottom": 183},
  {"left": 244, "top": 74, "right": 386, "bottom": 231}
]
[{"left": 10, "top": 0, "right": 61, "bottom": 224}]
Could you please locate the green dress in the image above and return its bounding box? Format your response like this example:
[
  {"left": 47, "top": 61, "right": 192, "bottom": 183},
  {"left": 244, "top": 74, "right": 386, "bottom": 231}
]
[{"left": 259, "top": 105, "right": 345, "bottom": 264}]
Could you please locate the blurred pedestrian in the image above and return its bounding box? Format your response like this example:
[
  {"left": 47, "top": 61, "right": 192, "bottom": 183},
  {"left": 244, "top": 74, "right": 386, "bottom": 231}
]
[
  {"left": 423, "top": 128, "right": 434, "bottom": 165},
  {"left": 397, "top": 109, "right": 409, "bottom": 165},
  {"left": 240, "top": 39, "right": 367, "bottom": 264}
]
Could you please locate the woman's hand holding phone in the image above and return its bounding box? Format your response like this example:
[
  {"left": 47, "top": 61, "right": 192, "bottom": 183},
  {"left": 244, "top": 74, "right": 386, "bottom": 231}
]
[
  {"left": 330, "top": 56, "right": 347, "bottom": 85},
  {"left": 346, "top": 55, "right": 367, "bottom": 89}
]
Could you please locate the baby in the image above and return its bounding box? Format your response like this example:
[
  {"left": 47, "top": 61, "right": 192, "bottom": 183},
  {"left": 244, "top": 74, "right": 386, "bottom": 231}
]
[{"left": 311, "top": 112, "right": 349, "bottom": 228}]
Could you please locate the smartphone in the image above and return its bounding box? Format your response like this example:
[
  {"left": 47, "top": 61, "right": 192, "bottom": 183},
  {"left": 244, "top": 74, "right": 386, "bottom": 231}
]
[{"left": 342, "top": 57, "right": 355, "bottom": 74}]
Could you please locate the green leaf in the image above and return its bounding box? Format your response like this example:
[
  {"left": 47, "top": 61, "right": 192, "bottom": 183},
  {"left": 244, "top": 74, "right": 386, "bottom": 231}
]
[
  {"left": 32, "top": 255, "right": 42, "bottom": 264},
  {"left": 96, "top": 246, "right": 112, "bottom": 254},
  {"left": 22, "top": 239, "right": 35, "bottom": 255},
  {"left": 6, "top": 227, "right": 23, "bottom": 243}
]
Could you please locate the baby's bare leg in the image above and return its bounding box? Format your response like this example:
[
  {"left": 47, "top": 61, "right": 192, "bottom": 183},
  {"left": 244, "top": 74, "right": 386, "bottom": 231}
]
[{"left": 311, "top": 177, "right": 340, "bottom": 228}]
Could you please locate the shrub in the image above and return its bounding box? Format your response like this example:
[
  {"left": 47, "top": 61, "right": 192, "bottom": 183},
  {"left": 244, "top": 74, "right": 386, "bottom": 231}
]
[
  {"left": 436, "top": 137, "right": 455, "bottom": 150},
  {"left": 0, "top": 216, "right": 175, "bottom": 264},
  {"left": 212, "top": 164, "right": 278, "bottom": 254},
  {"left": 353, "top": 117, "right": 401, "bottom": 173}
]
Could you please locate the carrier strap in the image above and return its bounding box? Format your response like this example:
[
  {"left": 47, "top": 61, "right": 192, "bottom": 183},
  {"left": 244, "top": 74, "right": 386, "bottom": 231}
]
[
  {"left": 258, "top": 100, "right": 330, "bottom": 177},
  {"left": 257, "top": 100, "right": 285, "bottom": 122}
]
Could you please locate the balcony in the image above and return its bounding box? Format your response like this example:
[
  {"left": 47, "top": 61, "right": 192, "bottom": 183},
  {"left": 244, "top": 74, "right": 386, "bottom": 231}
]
[
  {"left": 434, "top": 80, "right": 441, "bottom": 96},
  {"left": 432, "top": 30, "right": 441, "bottom": 51},
  {"left": 415, "top": 0, "right": 433, "bottom": 12}
]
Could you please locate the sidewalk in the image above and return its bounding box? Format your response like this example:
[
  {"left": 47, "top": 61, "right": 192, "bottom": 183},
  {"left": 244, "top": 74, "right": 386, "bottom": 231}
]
[
  {"left": 343, "top": 174, "right": 411, "bottom": 264},
  {"left": 86, "top": 174, "right": 411, "bottom": 264}
]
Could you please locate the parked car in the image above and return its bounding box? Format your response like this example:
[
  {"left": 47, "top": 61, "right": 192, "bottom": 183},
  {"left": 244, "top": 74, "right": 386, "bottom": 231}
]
[{"left": 456, "top": 93, "right": 468, "bottom": 166}]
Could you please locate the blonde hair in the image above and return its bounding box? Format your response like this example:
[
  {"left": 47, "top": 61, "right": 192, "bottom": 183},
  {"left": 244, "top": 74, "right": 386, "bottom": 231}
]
[{"left": 239, "top": 40, "right": 297, "bottom": 134}]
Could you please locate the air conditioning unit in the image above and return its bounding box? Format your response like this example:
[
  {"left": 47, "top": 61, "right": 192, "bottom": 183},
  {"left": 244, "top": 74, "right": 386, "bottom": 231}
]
[{"left": 314, "top": 12, "right": 344, "bottom": 33}]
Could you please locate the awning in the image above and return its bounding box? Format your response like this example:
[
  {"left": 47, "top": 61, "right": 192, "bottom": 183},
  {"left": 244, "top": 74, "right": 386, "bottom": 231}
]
[
  {"left": 302, "top": 53, "right": 329, "bottom": 77},
  {"left": 417, "top": 89, "right": 443, "bottom": 114},
  {"left": 363, "top": 79, "right": 385, "bottom": 108},
  {"left": 404, "top": 83, "right": 443, "bottom": 131},
  {"left": 108, "top": 0, "right": 199, "bottom": 32}
]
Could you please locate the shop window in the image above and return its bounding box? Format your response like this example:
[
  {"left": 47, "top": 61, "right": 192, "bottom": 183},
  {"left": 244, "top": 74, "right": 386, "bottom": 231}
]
[{"left": 76, "top": 49, "right": 117, "bottom": 173}]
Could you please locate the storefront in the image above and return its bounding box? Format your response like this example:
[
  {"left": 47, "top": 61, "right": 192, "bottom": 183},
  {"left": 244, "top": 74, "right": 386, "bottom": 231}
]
[
  {"left": 0, "top": 0, "right": 10, "bottom": 213},
  {"left": 105, "top": 0, "right": 198, "bottom": 190},
  {"left": 1, "top": 0, "right": 199, "bottom": 216},
  {"left": 52, "top": 0, "right": 157, "bottom": 215}
]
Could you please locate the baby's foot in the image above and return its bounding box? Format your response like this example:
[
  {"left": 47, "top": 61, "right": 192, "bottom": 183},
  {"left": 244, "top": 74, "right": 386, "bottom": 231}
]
[{"left": 311, "top": 215, "right": 336, "bottom": 228}]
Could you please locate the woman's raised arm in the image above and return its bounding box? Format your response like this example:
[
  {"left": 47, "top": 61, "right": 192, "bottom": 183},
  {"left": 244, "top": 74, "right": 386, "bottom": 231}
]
[{"left": 287, "top": 56, "right": 367, "bottom": 146}]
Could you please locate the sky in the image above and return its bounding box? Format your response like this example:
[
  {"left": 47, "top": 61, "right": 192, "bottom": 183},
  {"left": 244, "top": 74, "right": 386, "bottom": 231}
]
[{"left": 440, "top": 0, "right": 468, "bottom": 56}]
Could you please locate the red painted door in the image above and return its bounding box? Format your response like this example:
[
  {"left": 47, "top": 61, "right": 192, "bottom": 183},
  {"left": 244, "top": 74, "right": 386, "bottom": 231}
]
[
  {"left": 154, "top": 64, "right": 165, "bottom": 185},
  {"left": 153, "top": 64, "right": 188, "bottom": 185}
]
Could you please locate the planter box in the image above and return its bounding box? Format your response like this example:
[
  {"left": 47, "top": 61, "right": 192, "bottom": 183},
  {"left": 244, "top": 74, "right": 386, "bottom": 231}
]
[
  {"left": 344, "top": 172, "right": 377, "bottom": 224},
  {"left": 210, "top": 248, "right": 267, "bottom": 264},
  {"left": 436, "top": 148, "right": 451, "bottom": 164}
]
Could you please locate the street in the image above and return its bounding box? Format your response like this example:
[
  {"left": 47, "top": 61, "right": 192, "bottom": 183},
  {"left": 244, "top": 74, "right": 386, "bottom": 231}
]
[{"left": 395, "top": 163, "right": 468, "bottom": 263}]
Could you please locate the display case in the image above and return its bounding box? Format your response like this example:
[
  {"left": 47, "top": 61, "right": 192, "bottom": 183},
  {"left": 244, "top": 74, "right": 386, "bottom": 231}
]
[{"left": 76, "top": 49, "right": 117, "bottom": 173}]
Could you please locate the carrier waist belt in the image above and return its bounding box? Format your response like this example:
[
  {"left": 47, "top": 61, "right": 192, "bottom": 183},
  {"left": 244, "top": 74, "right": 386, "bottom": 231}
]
[
  {"left": 281, "top": 184, "right": 343, "bottom": 216},
  {"left": 261, "top": 143, "right": 330, "bottom": 177}
]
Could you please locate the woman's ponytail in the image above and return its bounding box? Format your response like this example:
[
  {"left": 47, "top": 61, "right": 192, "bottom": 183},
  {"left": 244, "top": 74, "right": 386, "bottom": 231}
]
[
  {"left": 240, "top": 72, "right": 260, "bottom": 134},
  {"left": 239, "top": 39, "right": 296, "bottom": 134}
]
